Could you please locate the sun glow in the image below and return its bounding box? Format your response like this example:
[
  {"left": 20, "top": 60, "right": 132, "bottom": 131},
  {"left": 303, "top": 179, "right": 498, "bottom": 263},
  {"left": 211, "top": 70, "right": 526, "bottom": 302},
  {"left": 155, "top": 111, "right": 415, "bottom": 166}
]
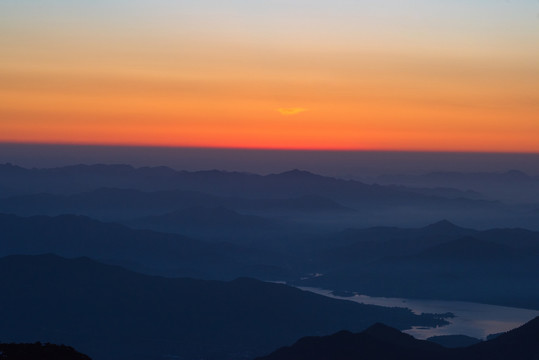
[
  {"left": 277, "top": 108, "right": 308, "bottom": 116},
  {"left": 1, "top": 1, "right": 538, "bottom": 152}
]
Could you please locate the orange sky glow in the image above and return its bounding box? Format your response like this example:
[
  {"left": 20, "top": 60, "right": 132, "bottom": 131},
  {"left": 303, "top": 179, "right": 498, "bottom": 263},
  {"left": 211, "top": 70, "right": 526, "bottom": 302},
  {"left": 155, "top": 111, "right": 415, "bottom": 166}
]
[{"left": 1, "top": 1, "right": 538, "bottom": 152}]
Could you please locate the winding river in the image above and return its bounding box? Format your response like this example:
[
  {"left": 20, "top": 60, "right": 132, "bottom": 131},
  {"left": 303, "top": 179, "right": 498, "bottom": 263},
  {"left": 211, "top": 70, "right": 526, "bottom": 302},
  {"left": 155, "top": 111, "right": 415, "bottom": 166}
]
[{"left": 298, "top": 286, "right": 539, "bottom": 340}]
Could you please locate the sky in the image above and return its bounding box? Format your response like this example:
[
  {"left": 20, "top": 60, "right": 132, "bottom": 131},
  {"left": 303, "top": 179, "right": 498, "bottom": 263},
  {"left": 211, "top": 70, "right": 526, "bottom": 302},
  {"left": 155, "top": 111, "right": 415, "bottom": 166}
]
[{"left": 1, "top": 0, "right": 539, "bottom": 152}]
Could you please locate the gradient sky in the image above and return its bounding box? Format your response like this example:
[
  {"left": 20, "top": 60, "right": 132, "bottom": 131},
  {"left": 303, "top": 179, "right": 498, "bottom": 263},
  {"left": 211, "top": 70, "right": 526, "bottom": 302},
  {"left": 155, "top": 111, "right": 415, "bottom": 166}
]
[{"left": 1, "top": 0, "right": 538, "bottom": 152}]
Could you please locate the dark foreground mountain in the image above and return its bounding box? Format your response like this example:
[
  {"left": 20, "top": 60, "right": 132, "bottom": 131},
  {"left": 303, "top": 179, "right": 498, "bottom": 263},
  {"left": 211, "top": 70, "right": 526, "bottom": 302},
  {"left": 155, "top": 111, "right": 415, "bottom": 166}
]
[
  {"left": 256, "top": 316, "right": 539, "bottom": 360},
  {"left": 0, "top": 343, "right": 91, "bottom": 360},
  {"left": 256, "top": 323, "right": 446, "bottom": 360},
  {"left": 426, "top": 335, "right": 482, "bottom": 348},
  {"left": 0, "top": 254, "right": 447, "bottom": 360}
]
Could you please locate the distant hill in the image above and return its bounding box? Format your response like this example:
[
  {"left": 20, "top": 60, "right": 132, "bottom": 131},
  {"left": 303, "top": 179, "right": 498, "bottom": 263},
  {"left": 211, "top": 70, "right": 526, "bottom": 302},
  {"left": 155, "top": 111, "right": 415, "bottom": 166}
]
[
  {"left": 0, "top": 343, "right": 91, "bottom": 360},
  {"left": 0, "top": 164, "right": 391, "bottom": 200},
  {"left": 384, "top": 184, "right": 483, "bottom": 200},
  {"left": 4, "top": 212, "right": 539, "bottom": 306},
  {"left": 0, "top": 213, "right": 293, "bottom": 280},
  {"left": 135, "top": 206, "right": 274, "bottom": 230},
  {"left": 324, "top": 219, "right": 476, "bottom": 247},
  {"left": 0, "top": 163, "right": 499, "bottom": 209},
  {"left": 1, "top": 163, "right": 535, "bottom": 230},
  {"left": 309, "top": 220, "right": 477, "bottom": 267},
  {"left": 376, "top": 170, "right": 539, "bottom": 203},
  {"left": 0, "top": 188, "right": 352, "bottom": 221},
  {"left": 300, "top": 234, "right": 539, "bottom": 309},
  {"left": 0, "top": 188, "right": 224, "bottom": 219},
  {"left": 256, "top": 317, "right": 539, "bottom": 360},
  {"left": 0, "top": 254, "right": 447, "bottom": 360},
  {"left": 410, "top": 236, "right": 515, "bottom": 260},
  {"left": 128, "top": 206, "right": 294, "bottom": 245},
  {"left": 473, "top": 228, "right": 539, "bottom": 250},
  {"left": 306, "top": 220, "right": 539, "bottom": 268}
]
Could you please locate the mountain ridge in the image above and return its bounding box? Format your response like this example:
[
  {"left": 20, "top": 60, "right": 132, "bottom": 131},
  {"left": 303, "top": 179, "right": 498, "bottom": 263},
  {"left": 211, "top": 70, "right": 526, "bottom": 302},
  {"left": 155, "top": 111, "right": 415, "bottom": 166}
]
[
  {"left": 256, "top": 317, "right": 539, "bottom": 360},
  {"left": 0, "top": 254, "right": 448, "bottom": 360}
]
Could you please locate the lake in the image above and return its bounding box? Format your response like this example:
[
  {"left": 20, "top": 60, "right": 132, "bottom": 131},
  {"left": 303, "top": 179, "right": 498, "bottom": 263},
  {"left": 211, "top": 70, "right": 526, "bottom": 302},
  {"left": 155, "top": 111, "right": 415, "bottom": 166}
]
[{"left": 298, "top": 286, "right": 539, "bottom": 340}]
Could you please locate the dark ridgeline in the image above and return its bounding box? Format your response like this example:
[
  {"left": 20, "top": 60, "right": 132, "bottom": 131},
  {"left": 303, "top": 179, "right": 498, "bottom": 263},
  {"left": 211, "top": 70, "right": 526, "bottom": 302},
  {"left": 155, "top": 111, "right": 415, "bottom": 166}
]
[
  {"left": 0, "top": 164, "right": 504, "bottom": 210},
  {"left": 0, "top": 188, "right": 353, "bottom": 220},
  {"left": 0, "top": 254, "right": 447, "bottom": 360},
  {"left": 426, "top": 335, "right": 482, "bottom": 348},
  {"left": 1, "top": 162, "right": 532, "bottom": 231},
  {"left": 125, "top": 203, "right": 336, "bottom": 245},
  {"left": 308, "top": 219, "right": 478, "bottom": 264},
  {"left": 2, "top": 144, "right": 538, "bottom": 180},
  {"left": 0, "top": 163, "right": 435, "bottom": 200},
  {"left": 376, "top": 170, "right": 539, "bottom": 203},
  {"left": 2, "top": 164, "right": 537, "bottom": 206},
  {"left": 300, "top": 233, "right": 539, "bottom": 310},
  {"left": 2, "top": 212, "right": 539, "bottom": 309},
  {"left": 0, "top": 212, "right": 299, "bottom": 280},
  {"left": 256, "top": 324, "right": 446, "bottom": 360},
  {"left": 256, "top": 316, "right": 539, "bottom": 360},
  {"left": 0, "top": 343, "right": 91, "bottom": 360}
]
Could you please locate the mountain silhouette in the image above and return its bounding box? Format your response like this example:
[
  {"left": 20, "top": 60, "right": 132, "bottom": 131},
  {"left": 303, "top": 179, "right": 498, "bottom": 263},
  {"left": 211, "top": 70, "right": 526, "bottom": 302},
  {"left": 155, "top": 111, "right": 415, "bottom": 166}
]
[
  {"left": 127, "top": 206, "right": 299, "bottom": 247},
  {"left": 0, "top": 343, "right": 91, "bottom": 360},
  {"left": 422, "top": 219, "right": 467, "bottom": 233},
  {"left": 0, "top": 188, "right": 352, "bottom": 221},
  {"left": 255, "top": 323, "right": 445, "bottom": 360},
  {"left": 376, "top": 170, "right": 539, "bottom": 203},
  {"left": 301, "top": 234, "right": 539, "bottom": 309},
  {"left": 309, "top": 220, "right": 477, "bottom": 267},
  {"left": 465, "top": 315, "right": 539, "bottom": 359},
  {"left": 411, "top": 236, "right": 517, "bottom": 261},
  {"left": 473, "top": 228, "right": 539, "bottom": 250},
  {"left": 1, "top": 163, "right": 532, "bottom": 229},
  {"left": 427, "top": 335, "right": 481, "bottom": 348},
  {"left": 0, "top": 254, "right": 447, "bottom": 360},
  {"left": 0, "top": 213, "right": 293, "bottom": 280},
  {"left": 0, "top": 163, "right": 500, "bottom": 208},
  {"left": 256, "top": 317, "right": 539, "bottom": 360},
  {"left": 137, "top": 206, "right": 272, "bottom": 228}
]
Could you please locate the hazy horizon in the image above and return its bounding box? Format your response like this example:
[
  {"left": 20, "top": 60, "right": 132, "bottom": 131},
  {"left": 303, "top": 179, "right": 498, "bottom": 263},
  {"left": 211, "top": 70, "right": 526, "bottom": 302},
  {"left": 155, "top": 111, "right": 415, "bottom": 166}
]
[{"left": 2, "top": 143, "right": 539, "bottom": 178}]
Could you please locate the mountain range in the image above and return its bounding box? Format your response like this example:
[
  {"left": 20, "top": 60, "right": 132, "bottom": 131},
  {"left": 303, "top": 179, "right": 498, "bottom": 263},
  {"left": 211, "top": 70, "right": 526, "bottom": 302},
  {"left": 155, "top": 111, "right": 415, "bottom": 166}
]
[
  {"left": 0, "top": 254, "right": 447, "bottom": 360},
  {"left": 3, "top": 163, "right": 533, "bottom": 230},
  {"left": 256, "top": 316, "right": 539, "bottom": 360},
  {"left": 3, "top": 212, "right": 539, "bottom": 309},
  {"left": 300, "top": 231, "right": 539, "bottom": 309},
  {"left": 0, "top": 212, "right": 295, "bottom": 280},
  {"left": 2, "top": 162, "right": 539, "bottom": 359},
  {"left": 376, "top": 170, "right": 539, "bottom": 203}
]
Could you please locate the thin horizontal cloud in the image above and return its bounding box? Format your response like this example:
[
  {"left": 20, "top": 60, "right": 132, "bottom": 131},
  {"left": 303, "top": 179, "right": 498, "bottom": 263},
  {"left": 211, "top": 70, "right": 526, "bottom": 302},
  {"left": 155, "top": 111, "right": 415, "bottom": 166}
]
[{"left": 277, "top": 108, "right": 308, "bottom": 115}]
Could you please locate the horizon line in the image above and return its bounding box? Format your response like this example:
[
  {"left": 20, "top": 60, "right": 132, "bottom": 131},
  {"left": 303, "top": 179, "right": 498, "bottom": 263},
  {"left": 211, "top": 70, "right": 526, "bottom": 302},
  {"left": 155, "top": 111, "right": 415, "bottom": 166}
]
[{"left": 2, "top": 141, "right": 539, "bottom": 156}]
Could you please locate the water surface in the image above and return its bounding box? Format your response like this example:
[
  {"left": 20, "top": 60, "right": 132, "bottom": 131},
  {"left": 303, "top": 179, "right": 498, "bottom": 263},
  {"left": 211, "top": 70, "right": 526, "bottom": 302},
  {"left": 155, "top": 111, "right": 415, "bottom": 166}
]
[{"left": 299, "top": 286, "right": 539, "bottom": 339}]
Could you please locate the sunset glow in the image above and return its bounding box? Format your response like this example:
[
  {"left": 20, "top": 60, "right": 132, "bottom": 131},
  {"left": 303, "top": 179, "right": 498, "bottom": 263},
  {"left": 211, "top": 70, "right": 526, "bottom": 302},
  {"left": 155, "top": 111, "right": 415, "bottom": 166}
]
[{"left": 1, "top": 1, "right": 538, "bottom": 152}]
